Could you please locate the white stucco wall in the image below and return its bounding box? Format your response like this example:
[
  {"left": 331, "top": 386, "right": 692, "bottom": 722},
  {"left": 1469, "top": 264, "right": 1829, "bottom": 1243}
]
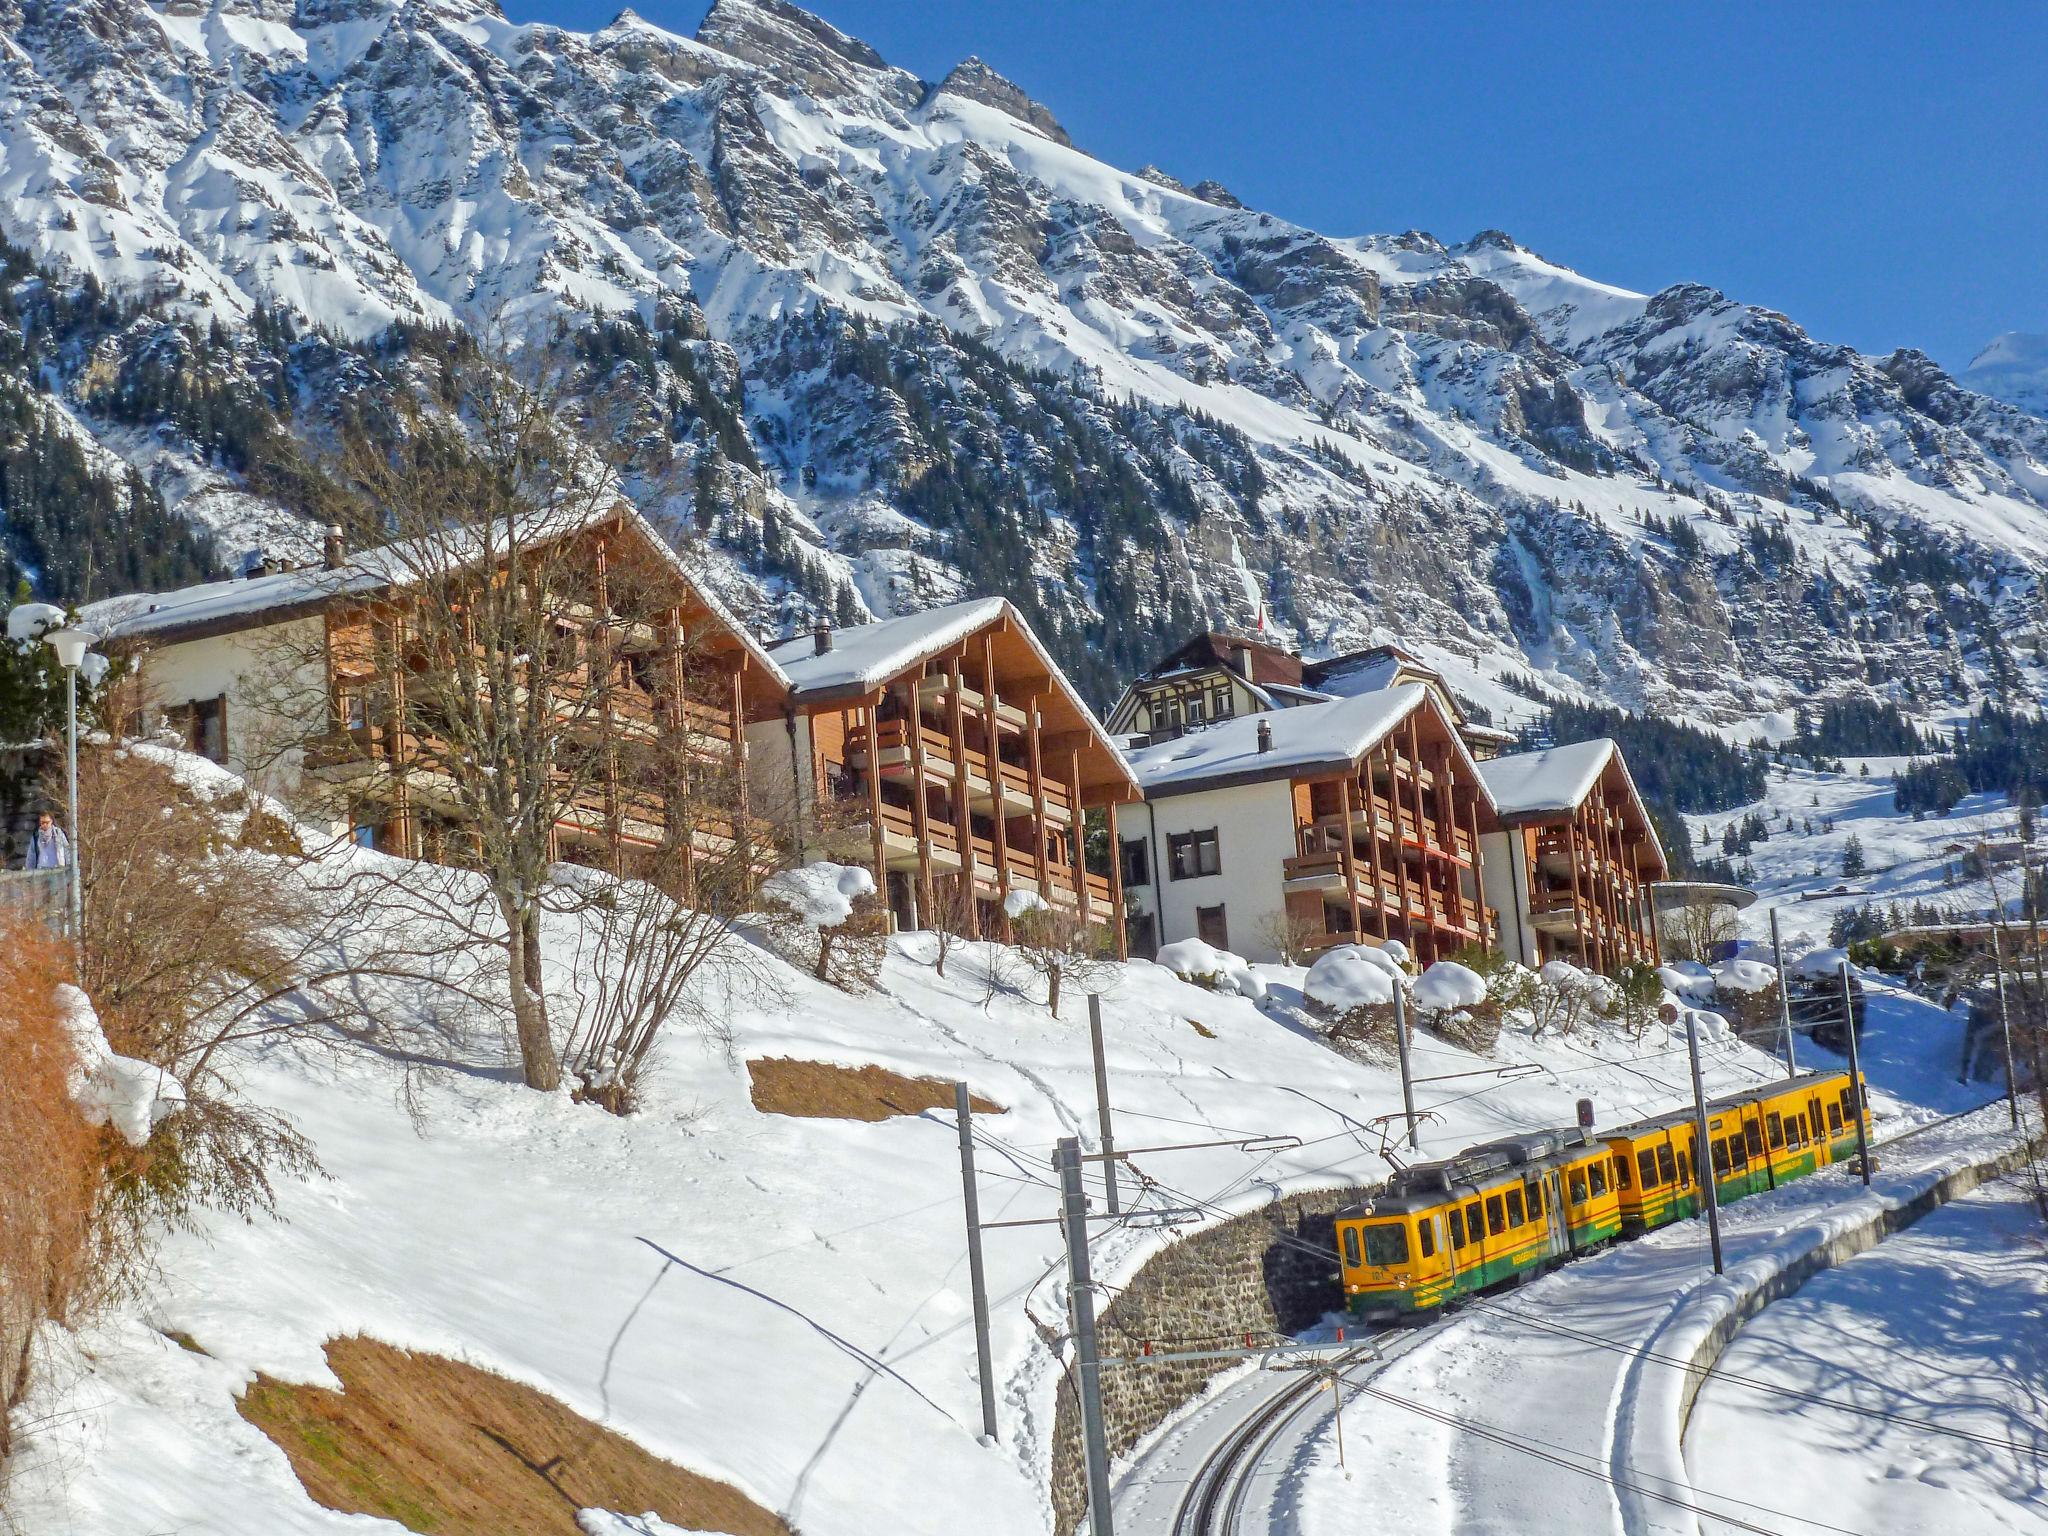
[
  {"left": 744, "top": 711, "right": 818, "bottom": 853},
  {"left": 1481, "top": 827, "right": 1539, "bottom": 967},
  {"left": 1121, "top": 779, "right": 1300, "bottom": 963},
  {"left": 129, "top": 620, "right": 325, "bottom": 801}
]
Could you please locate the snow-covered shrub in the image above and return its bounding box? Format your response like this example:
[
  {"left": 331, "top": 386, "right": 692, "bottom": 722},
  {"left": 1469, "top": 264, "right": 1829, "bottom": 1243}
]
[
  {"left": 1303, "top": 944, "right": 1402, "bottom": 1056},
  {"left": 1593, "top": 961, "right": 1667, "bottom": 1041},
  {"left": 1156, "top": 938, "right": 1267, "bottom": 1002},
  {"left": 1001, "top": 900, "right": 1116, "bottom": 1017},
  {"left": 1529, "top": 959, "right": 1600, "bottom": 1038},
  {"left": 761, "top": 861, "right": 887, "bottom": 992},
  {"left": 1414, "top": 958, "right": 1499, "bottom": 1052}
]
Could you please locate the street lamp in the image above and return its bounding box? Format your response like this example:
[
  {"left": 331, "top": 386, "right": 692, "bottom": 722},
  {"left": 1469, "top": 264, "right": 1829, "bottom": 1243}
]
[{"left": 42, "top": 624, "right": 97, "bottom": 948}]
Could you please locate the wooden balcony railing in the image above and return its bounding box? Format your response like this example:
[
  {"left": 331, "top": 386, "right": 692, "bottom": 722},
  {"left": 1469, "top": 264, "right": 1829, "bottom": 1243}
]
[{"left": 848, "top": 721, "right": 1073, "bottom": 821}]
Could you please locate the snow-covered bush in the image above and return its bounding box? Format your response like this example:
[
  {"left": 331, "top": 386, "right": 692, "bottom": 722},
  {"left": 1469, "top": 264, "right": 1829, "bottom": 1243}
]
[
  {"left": 1155, "top": 938, "right": 1267, "bottom": 1002},
  {"left": 1001, "top": 899, "right": 1116, "bottom": 1017},
  {"left": 1529, "top": 959, "right": 1600, "bottom": 1038},
  {"left": 1303, "top": 944, "right": 1403, "bottom": 1055},
  {"left": 1594, "top": 961, "right": 1667, "bottom": 1041},
  {"left": 761, "top": 861, "right": 887, "bottom": 992},
  {"left": 1413, "top": 958, "right": 1502, "bottom": 1052},
  {"left": 59, "top": 986, "right": 185, "bottom": 1149},
  {"left": 1413, "top": 960, "right": 1487, "bottom": 1012}
]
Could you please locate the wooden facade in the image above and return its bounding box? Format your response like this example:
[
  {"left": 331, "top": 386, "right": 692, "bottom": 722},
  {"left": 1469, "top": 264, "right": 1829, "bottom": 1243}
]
[
  {"left": 783, "top": 607, "right": 1140, "bottom": 955},
  {"left": 300, "top": 514, "right": 786, "bottom": 883},
  {"left": 1503, "top": 763, "right": 1665, "bottom": 971},
  {"left": 1276, "top": 693, "right": 1498, "bottom": 965}
]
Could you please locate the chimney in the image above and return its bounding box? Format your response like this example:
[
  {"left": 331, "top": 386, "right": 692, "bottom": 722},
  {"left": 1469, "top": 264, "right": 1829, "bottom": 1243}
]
[
  {"left": 1256, "top": 718, "right": 1273, "bottom": 754},
  {"left": 323, "top": 525, "right": 345, "bottom": 570},
  {"left": 812, "top": 620, "right": 832, "bottom": 656}
]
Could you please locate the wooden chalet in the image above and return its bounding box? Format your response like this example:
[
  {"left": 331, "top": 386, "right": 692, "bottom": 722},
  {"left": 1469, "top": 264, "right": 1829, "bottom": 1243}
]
[
  {"left": 86, "top": 507, "right": 789, "bottom": 881},
  {"left": 754, "top": 599, "right": 1141, "bottom": 952},
  {"left": 1478, "top": 739, "right": 1667, "bottom": 971},
  {"left": 1124, "top": 684, "right": 1500, "bottom": 965}
]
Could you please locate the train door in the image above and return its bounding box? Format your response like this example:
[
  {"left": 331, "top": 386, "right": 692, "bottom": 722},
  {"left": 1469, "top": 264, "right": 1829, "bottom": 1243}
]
[{"left": 1546, "top": 1168, "right": 1571, "bottom": 1256}]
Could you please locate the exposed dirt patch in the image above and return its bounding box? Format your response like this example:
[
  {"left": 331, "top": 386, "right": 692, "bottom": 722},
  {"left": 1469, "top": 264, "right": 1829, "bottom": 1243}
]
[
  {"left": 237, "top": 1335, "right": 790, "bottom": 1536},
  {"left": 746, "top": 1057, "right": 1004, "bottom": 1122}
]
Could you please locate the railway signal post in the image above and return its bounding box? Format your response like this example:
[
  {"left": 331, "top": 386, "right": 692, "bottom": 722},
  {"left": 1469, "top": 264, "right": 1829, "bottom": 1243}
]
[
  {"left": 1681, "top": 1006, "right": 1726, "bottom": 1274},
  {"left": 1088, "top": 994, "right": 1121, "bottom": 1215},
  {"left": 1392, "top": 985, "right": 1419, "bottom": 1151},
  {"left": 1992, "top": 929, "right": 2021, "bottom": 1128},
  {"left": 954, "top": 1082, "right": 1001, "bottom": 1444},
  {"left": 1837, "top": 960, "right": 1872, "bottom": 1185},
  {"left": 1769, "top": 907, "right": 1798, "bottom": 1078},
  {"left": 1055, "top": 1137, "right": 1115, "bottom": 1536}
]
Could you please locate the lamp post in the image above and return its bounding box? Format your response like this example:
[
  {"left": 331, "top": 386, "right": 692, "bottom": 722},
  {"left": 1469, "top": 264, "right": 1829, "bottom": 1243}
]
[{"left": 42, "top": 625, "right": 97, "bottom": 951}]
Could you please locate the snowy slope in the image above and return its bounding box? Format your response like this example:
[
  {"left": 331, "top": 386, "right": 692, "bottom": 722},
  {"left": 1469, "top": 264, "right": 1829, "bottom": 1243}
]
[
  {"left": 1686, "top": 1173, "right": 2048, "bottom": 1536},
  {"left": 8, "top": 759, "right": 1825, "bottom": 1536},
  {"left": 1964, "top": 332, "right": 2048, "bottom": 419},
  {"left": 0, "top": 0, "right": 2043, "bottom": 724}
]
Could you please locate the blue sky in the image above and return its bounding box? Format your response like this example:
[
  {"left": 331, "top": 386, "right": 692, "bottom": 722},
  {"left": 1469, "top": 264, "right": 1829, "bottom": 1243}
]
[{"left": 505, "top": 0, "right": 2045, "bottom": 370}]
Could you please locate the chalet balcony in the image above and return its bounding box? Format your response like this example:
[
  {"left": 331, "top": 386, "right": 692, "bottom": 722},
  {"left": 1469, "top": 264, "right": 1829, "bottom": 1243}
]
[
  {"left": 913, "top": 675, "right": 1028, "bottom": 736},
  {"left": 872, "top": 805, "right": 1110, "bottom": 915},
  {"left": 1295, "top": 812, "right": 1476, "bottom": 866},
  {"left": 847, "top": 721, "right": 1073, "bottom": 824}
]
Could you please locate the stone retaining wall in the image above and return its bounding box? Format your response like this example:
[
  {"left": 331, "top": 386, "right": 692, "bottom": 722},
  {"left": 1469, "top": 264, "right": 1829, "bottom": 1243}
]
[{"left": 1047, "top": 1183, "right": 1368, "bottom": 1534}]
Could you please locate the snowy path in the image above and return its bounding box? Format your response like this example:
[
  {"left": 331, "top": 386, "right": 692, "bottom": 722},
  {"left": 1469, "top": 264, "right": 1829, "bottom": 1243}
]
[
  {"left": 1685, "top": 1173, "right": 2048, "bottom": 1536},
  {"left": 1283, "top": 1105, "right": 2033, "bottom": 1536}
]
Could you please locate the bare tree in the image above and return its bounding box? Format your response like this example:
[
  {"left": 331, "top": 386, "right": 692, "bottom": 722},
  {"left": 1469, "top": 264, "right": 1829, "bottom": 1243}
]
[
  {"left": 1004, "top": 901, "right": 1116, "bottom": 1018},
  {"left": 1659, "top": 898, "right": 1739, "bottom": 965},
  {"left": 925, "top": 874, "right": 977, "bottom": 979},
  {"left": 1256, "top": 907, "right": 1325, "bottom": 966},
  {"left": 259, "top": 348, "right": 741, "bottom": 1091}
]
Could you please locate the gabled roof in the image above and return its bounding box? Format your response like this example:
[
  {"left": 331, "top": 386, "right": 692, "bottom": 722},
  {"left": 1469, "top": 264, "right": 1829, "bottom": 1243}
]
[
  {"left": 80, "top": 505, "right": 789, "bottom": 685},
  {"left": 1479, "top": 737, "right": 1667, "bottom": 872},
  {"left": 1128, "top": 684, "right": 1499, "bottom": 804},
  {"left": 766, "top": 597, "right": 1007, "bottom": 697},
  {"left": 768, "top": 597, "right": 1138, "bottom": 800},
  {"left": 1140, "top": 630, "right": 1304, "bottom": 688}
]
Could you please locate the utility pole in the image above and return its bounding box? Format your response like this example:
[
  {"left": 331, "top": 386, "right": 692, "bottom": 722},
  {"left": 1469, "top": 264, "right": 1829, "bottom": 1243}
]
[
  {"left": 1683, "top": 1007, "right": 1725, "bottom": 1275},
  {"left": 1055, "top": 1138, "right": 1114, "bottom": 1536},
  {"left": 1993, "top": 928, "right": 2021, "bottom": 1128},
  {"left": 953, "top": 1082, "right": 1000, "bottom": 1444},
  {"left": 1087, "top": 994, "right": 1120, "bottom": 1215},
  {"left": 1769, "top": 907, "right": 1798, "bottom": 1078},
  {"left": 1392, "top": 984, "right": 1419, "bottom": 1151},
  {"left": 1837, "top": 960, "right": 1872, "bottom": 1186},
  {"left": 1328, "top": 1367, "right": 1349, "bottom": 1477}
]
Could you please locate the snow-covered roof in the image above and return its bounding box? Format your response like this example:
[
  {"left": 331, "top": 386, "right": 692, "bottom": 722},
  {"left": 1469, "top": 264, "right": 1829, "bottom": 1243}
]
[
  {"left": 1128, "top": 684, "right": 1495, "bottom": 803},
  {"left": 1479, "top": 739, "right": 1619, "bottom": 818},
  {"left": 1480, "top": 737, "right": 1667, "bottom": 872},
  {"left": 768, "top": 597, "right": 1138, "bottom": 796},
  {"left": 766, "top": 597, "right": 1008, "bottom": 696},
  {"left": 79, "top": 505, "right": 789, "bottom": 685}
]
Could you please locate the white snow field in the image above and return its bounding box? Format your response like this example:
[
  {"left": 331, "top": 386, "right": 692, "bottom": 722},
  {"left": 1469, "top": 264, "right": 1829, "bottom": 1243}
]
[
  {"left": 1686, "top": 1174, "right": 2048, "bottom": 1536},
  {"left": 4, "top": 753, "right": 1826, "bottom": 1536}
]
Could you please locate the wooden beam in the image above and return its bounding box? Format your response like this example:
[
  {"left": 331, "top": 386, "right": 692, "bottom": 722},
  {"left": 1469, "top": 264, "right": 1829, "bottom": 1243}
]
[
  {"left": 1337, "top": 774, "right": 1362, "bottom": 943},
  {"left": 1067, "top": 746, "right": 1088, "bottom": 924},
  {"left": 1361, "top": 761, "right": 1388, "bottom": 939},
  {"left": 1385, "top": 740, "right": 1417, "bottom": 956},
  {"left": 983, "top": 633, "right": 1011, "bottom": 936},
  {"left": 905, "top": 678, "right": 935, "bottom": 929},
  {"left": 1106, "top": 799, "right": 1127, "bottom": 959},
  {"left": 948, "top": 657, "right": 978, "bottom": 938},
  {"left": 865, "top": 692, "right": 887, "bottom": 905},
  {"left": 1565, "top": 814, "right": 1587, "bottom": 969},
  {"left": 1027, "top": 695, "right": 1053, "bottom": 899}
]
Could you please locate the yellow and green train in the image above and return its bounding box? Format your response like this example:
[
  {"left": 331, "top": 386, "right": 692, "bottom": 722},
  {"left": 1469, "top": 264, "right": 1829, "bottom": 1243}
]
[{"left": 1336, "top": 1069, "right": 1870, "bottom": 1322}]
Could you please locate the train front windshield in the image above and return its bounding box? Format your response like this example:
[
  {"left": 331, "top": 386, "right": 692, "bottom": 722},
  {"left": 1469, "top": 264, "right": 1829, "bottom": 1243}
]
[{"left": 1361, "top": 1221, "right": 1410, "bottom": 1266}]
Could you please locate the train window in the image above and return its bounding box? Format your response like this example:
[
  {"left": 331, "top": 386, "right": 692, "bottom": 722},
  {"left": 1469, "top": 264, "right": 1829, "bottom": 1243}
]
[
  {"left": 1466, "top": 1202, "right": 1483, "bottom": 1243},
  {"left": 1827, "top": 1102, "right": 1843, "bottom": 1133},
  {"left": 1657, "top": 1144, "right": 1677, "bottom": 1185},
  {"left": 1589, "top": 1163, "right": 1608, "bottom": 1197},
  {"left": 1505, "top": 1188, "right": 1525, "bottom": 1226},
  {"left": 1638, "top": 1150, "right": 1658, "bottom": 1188},
  {"left": 1343, "top": 1227, "right": 1361, "bottom": 1268},
  {"left": 1730, "top": 1133, "right": 1749, "bottom": 1169},
  {"left": 1569, "top": 1172, "right": 1588, "bottom": 1205},
  {"left": 1526, "top": 1181, "right": 1543, "bottom": 1219},
  {"left": 1418, "top": 1219, "right": 1436, "bottom": 1259},
  {"left": 1362, "top": 1223, "right": 1409, "bottom": 1266},
  {"left": 1767, "top": 1112, "right": 1784, "bottom": 1149},
  {"left": 1711, "top": 1138, "right": 1732, "bottom": 1176},
  {"left": 1791, "top": 1114, "right": 1807, "bottom": 1146},
  {"left": 1485, "top": 1195, "right": 1506, "bottom": 1235},
  {"left": 1744, "top": 1121, "right": 1764, "bottom": 1159},
  {"left": 1612, "top": 1154, "right": 1631, "bottom": 1189},
  {"left": 1450, "top": 1208, "right": 1466, "bottom": 1249}
]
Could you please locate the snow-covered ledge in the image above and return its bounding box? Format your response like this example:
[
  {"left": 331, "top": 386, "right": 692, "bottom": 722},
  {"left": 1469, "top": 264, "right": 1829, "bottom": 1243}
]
[{"left": 1611, "top": 1109, "right": 2045, "bottom": 1536}]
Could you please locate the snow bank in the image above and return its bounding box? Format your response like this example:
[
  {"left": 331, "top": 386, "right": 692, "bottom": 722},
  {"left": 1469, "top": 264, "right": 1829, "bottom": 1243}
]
[
  {"left": 1788, "top": 945, "right": 1852, "bottom": 980},
  {"left": 56, "top": 983, "right": 183, "bottom": 1147},
  {"left": 1303, "top": 945, "right": 1399, "bottom": 1010},
  {"left": 1712, "top": 957, "right": 1778, "bottom": 995},
  {"left": 1412, "top": 960, "right": 1486, "bottom": 1012},
  {"left": 760, "top": 862, "right": 876, "bottom": 928},
  {"left": 1154, "top": 938, "right": 1266, "bottom": 1001},
  {"left": 1658, "top": 961, "right": 1714, "bottom": 997}
]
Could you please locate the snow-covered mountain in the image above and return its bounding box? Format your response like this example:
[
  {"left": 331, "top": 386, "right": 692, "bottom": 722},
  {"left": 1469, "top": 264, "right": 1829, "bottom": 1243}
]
[
  {"left": 1963, "top": 332, "right": 2048, "bottom": 419},
  {"left": 3, "top": 0, "right": 2046, "bottom": 723}
]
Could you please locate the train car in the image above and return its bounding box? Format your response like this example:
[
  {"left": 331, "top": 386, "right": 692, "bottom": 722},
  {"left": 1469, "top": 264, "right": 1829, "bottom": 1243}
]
[
  {"left": 1335, "top": 1069, "right": 1873, "bottom": 1322},
  {"left": 1334, "top": 1127, "right": 1624, "bottom": 1323},
  {"left": 1602, "top": 1069, "right": 1869, "bottom": 1234}
]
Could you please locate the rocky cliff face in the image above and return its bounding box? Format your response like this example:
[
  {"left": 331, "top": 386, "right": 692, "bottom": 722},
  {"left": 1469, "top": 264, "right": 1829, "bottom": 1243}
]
[{"left": 0, "top": 0, "right": 2043, "bottom": 724}]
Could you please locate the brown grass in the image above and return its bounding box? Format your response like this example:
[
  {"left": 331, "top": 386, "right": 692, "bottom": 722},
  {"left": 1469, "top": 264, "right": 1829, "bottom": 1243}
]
[
  {"left": 746, "top": 1058, "right": 1004, "bottom": 1122},
  {"left": 0, "top": 916, "right": 101, "bottom": 1457},
  {"left": 238, "top": 1336, "right": 791, "bottom": 1536}
]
